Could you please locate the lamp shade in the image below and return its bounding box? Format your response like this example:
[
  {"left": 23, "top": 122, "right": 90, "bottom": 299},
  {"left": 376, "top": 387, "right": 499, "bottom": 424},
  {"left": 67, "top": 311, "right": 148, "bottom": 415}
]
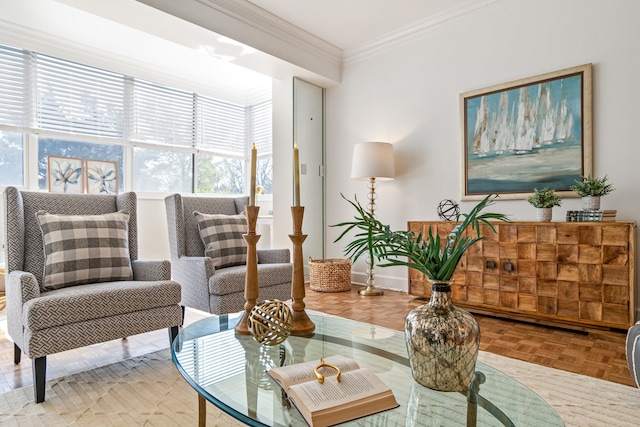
[{"left": 350, "top": 142, "right": 395, "bottom": 181}]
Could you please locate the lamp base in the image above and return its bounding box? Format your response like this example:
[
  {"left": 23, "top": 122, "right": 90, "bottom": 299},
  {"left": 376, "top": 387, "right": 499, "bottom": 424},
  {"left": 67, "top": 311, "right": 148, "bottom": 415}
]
[{"left": 358, "top": 285, "right": 384, "bottom": 296}]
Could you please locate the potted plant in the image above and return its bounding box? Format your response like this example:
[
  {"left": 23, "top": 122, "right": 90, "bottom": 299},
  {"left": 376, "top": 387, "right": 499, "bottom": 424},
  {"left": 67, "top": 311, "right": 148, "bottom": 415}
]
[
  {"left": 527, "top": 188, "right": 561, "bottom": 222},
  {"left": 570, "top": 175, "right": 614, "bottom": 210},
  {"left": 333, "top": 194, "right": 509, "bottom": 391}
]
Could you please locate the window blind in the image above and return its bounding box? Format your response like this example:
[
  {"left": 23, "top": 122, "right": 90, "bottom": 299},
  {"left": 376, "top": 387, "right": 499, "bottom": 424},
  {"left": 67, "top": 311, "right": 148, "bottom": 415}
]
[
  {"left": 36, "top": 53, "right": 125, "bottom": 138},
  {"left": 132, "top": 79, "right": 195, "bottom": 147},
  {"left": 0, "top": 43, "right": 272, "bottom": 157},
  {"left": 0, "top": 45, "right": 31, "bottom": 127},
  {"left": 249, "top": 100, "right": 272, "bottom": 155},
  {"left": 197, "top": 95, "right": 245, "bottom": 155}
]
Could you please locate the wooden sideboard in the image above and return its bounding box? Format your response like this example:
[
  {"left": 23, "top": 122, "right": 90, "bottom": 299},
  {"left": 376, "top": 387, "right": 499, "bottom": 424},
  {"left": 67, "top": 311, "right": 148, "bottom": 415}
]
[{"left": 407, "top": 221, "right": 636, "bottom": 332}]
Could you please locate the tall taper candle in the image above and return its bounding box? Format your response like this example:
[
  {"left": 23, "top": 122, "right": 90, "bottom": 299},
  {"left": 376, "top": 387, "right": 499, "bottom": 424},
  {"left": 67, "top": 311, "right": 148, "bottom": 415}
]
[
  {"left": 293, "top": 143, "right": 300, "bottom": 206},
  {"left": 250, "top": 142, "right": 257, "bottom": 206}
]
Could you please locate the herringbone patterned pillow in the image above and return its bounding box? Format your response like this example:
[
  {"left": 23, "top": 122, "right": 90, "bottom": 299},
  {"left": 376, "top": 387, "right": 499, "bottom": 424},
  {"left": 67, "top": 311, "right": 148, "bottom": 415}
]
[
  {"left": 36, "top": 210, "right": 133, "bottom": 290},
  {"left": 194, "top": 212, "right": 248, "bottom": 268}
]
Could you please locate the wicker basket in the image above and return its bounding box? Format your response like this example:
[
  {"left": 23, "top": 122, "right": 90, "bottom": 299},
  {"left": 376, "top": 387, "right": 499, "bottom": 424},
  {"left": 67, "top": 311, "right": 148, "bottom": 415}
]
[{"left": 309, "top": 258, "right": 352, "bottom": 292}]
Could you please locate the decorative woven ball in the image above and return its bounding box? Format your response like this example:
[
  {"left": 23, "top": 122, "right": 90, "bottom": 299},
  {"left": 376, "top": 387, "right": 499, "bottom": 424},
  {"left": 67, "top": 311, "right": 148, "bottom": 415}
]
[
  {"left": 437, "top": 199, "right": 460, "bottom": 221},
  {"left": 248, "top": 300, "right": 293, "bottom": 346}
]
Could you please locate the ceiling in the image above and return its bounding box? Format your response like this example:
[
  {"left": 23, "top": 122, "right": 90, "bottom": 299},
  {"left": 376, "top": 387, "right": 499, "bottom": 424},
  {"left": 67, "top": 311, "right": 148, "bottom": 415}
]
[
  {"left": 0, "top": 0, "right": 476, "bottom": 98},
  {"left": 245, "top": 0, "right": 472, "bottom": 50}
]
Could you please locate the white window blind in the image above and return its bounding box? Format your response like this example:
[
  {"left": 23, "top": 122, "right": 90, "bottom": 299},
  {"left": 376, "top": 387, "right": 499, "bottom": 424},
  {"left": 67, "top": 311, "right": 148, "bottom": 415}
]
[
  {"left": 0, "top": 45, "right": 31, "bottom": 127},
  {"left": 197, "top": 96, "right": 245, "bottom": 155},
  {"left": 132, "top": 79, "right": 195, "bottom": 146},
  {"left": 249, "top": 100, "right": 272, "bottom": 155},
  {"left": 0, "top": 43, "right": 272, "bottom": 159},
  {"left": 36, "top": 53, "right": 125, "bottom": 138}
]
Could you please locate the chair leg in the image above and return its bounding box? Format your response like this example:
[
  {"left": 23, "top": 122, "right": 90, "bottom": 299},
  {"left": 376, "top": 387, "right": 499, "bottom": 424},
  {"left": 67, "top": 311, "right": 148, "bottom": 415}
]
[
  {"left": 33, "top": 356, "right": 46, "bottom": 403},
  {"left": 220, "top": 313, "right": 229, "bottom": 331},
  {"left": 169, "top": 326, "right": 179, "bottom": 346},
  {"left": 14, "top": 343, "right": 21, "bottom": 364},
  {"left": 181, "top": 305, "right": 186, "bottom": 326}
]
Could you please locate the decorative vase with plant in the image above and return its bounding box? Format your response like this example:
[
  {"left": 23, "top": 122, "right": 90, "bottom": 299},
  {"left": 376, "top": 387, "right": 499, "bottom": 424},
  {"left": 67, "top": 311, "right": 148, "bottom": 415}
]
[
  {"left": 333, "top": 194, "right": 509, "bottom": 391},
  {"left": 527, "top": 188, "right": 561, "bottom": 222},
  {"left": 570, "top": 175, "right": 614, "bottom": 211}
]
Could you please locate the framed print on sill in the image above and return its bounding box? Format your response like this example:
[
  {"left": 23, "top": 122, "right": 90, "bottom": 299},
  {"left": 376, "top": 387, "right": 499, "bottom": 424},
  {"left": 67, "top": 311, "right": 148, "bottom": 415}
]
[
  {"left": 47, "top": 156, "right": 83, "bottom": 194},
  {"left": 460, "top": 63, "right": 592, "bottom": 201},
  {"left": 86, "top": 159, "right": 118, "bottom": 194}
]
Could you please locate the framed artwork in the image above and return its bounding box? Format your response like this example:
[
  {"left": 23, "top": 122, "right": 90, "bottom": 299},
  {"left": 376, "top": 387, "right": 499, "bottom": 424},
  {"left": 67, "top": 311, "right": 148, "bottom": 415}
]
[
  {"left": 86, "top": 159, "right": 119, "bottom": 194},
  {"left": 47, "top": 156, "right": 84, "bottom": 194},
  {"left": 460, "top": 64, "right": 592, "bottom": 200}
]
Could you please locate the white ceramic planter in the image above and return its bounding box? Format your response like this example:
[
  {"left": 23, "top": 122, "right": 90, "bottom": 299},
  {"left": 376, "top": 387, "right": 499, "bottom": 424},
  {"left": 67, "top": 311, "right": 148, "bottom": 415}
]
[
  {"left": 536, "top": 208, "right": 552, "bottom": 222},
  {"left": 582, "top": 196, "right": 601, "bottom": 211}
]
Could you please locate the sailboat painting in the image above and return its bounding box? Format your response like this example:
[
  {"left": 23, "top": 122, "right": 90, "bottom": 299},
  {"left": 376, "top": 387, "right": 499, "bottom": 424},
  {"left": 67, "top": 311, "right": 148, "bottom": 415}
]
[{"left": 461, "top": 64, "right": 592, "bottom": 200}]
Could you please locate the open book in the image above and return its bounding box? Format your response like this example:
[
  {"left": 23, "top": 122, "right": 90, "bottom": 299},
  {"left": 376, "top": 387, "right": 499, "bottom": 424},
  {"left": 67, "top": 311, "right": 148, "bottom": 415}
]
[{"left": 267, "top": 355, "right": 399, "bottom": 427}]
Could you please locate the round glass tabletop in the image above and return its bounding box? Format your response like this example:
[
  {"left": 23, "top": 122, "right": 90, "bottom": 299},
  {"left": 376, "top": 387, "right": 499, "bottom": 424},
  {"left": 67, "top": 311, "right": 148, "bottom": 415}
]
[{"left": 172, "top": 312, "right": 564, "bottom": 426}]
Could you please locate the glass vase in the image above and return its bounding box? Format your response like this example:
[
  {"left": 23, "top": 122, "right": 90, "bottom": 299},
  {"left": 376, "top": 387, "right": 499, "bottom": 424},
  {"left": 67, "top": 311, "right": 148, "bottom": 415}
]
[{"left": 404, "top": 280, "right": 480, "bottom": 392}]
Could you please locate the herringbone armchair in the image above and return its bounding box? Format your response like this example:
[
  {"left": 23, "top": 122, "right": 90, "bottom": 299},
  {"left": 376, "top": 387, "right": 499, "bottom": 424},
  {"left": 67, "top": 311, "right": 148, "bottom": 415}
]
[
  {"left": 164, "top": 193, "right": 292, "bottom": 315},
  {"left": 627, "top": 321, "right": 640, "bottom": 388},
  {"left": 3, "top": 187, "right": 182, "bottom": 403}
]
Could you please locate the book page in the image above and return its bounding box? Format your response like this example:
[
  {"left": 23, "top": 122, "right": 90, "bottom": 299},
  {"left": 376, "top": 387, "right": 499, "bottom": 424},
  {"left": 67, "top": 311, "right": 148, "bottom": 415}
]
[
  {"left": 287, "top": 368, "right": 392, "bottom": 412},
  {"left": 267, "top": 355, "right": 360, "bottom": 389}
]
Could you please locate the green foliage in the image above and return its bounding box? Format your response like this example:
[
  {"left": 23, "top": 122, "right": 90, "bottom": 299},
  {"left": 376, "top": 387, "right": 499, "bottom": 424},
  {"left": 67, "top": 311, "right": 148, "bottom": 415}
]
[
  {"left": 527, "top": 188, "right": 562, "bottom": 208},
  {"left": 570, "top": 175, "right": 614, "bottom": 197},
  {"left": 332, "top": 194, "right": 510, "bottom": 282}
]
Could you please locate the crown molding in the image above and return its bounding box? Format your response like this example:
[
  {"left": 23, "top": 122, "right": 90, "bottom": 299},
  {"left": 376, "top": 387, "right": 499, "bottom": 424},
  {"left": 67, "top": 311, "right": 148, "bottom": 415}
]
[
  {"left": 196, "top": 0, "right": 342, "bottom": 64},
  {"left": 138, "top": 0, "right": 342, "bottom": 84},
  {"left": 344, "top": 0, "right": 505, "bottom": 66}
]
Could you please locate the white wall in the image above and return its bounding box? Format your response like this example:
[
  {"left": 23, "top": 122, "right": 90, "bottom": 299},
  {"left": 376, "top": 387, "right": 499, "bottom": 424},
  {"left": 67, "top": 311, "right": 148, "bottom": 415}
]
[
  {"left": 136, "top": 198, "right": 170, "bottom": 261},
  {"left": 324, "top": 0, "right": 640, "bottom": 307}
]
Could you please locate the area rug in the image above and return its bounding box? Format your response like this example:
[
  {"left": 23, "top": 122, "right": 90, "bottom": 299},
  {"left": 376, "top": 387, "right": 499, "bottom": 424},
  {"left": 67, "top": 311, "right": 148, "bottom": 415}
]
[
  {"left": 0, "top": 348, "right": 638, "bottom": 426},
  {"left": 0, "top": 349, "right": 243, "bottom": 427}
]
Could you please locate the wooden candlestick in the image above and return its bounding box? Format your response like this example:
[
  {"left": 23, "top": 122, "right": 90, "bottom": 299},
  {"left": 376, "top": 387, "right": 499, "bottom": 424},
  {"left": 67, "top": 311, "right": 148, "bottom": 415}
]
[
  {"left": 235, "top": 205, "right": 261, "bottom": 335},
  {"left": 289, "top": 206, "right": 315, "bottom": 336}
]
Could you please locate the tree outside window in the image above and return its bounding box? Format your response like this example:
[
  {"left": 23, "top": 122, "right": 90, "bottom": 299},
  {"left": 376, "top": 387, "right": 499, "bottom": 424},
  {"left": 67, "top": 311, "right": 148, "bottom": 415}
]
[{"left": 0, "top": 131, "right": 24, "bottom": 187}]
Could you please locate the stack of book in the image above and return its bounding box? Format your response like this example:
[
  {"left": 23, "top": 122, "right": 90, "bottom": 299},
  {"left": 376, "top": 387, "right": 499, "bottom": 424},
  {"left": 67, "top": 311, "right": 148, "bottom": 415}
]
[
  {"left": 602, "top": 210, "right": 617, "bottom": 221},
  {"left": 566, "top": 210, "right": 617, "bottom": 222}
]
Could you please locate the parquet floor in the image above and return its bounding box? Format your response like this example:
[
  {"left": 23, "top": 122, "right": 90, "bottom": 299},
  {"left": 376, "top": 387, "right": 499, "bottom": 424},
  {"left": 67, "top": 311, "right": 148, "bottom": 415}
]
[
  {"left": 302, "top": 285, "right": 636, "bottom": 387},
  {"left": 0, "top": 284, "right": 634, "bottom": 397}
]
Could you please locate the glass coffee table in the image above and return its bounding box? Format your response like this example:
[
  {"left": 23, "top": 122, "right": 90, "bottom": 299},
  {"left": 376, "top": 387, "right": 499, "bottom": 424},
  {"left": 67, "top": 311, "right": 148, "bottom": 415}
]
[{"left": 172, "top": 312, "right": 564, "bottom": 426}]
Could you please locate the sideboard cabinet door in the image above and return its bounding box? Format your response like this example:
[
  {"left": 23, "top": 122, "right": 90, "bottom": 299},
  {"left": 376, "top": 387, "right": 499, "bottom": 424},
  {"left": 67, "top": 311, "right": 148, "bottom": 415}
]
[{"left": 407, "top": 221, "right": 636, "bottom": 331}]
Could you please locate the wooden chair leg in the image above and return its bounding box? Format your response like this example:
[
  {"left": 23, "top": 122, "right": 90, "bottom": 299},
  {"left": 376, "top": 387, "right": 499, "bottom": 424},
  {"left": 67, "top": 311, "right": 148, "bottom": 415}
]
[
  {"left": 181, "top": 305, "right": 186, "bottom": 326},
  {"left": 33, "top": 356, "right": 46, "bottom": 403},
  {"left": 13, "top": 343, "right": 21, "bottom": 364}
]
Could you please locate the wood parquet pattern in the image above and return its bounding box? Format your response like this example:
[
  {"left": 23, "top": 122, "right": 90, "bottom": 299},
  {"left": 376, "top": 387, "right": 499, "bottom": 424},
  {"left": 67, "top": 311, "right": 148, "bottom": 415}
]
[
  {"left": 0, "top": 284, "right": 634, "bottom": 397},
  {"left": 302, "top": 285, "right": 635, "bottom": 388}
]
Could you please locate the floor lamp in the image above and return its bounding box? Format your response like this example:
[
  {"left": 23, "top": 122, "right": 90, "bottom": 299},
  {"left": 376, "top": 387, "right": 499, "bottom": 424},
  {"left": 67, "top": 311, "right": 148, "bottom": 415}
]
[{"left": 350, "top": 141, "right": 396, "bottom": 296}]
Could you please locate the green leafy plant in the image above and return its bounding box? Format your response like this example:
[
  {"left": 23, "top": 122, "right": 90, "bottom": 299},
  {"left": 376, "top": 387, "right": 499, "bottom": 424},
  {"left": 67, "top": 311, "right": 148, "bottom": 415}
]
[
  {"left": 570, "top": 175, "right": 614, "bottom": 197},
  {"left": 526, "top": 188, "right": 562, "bottom": 208},
  {"left": 332, "top": 194, "right": 510, "bottom": 282}
]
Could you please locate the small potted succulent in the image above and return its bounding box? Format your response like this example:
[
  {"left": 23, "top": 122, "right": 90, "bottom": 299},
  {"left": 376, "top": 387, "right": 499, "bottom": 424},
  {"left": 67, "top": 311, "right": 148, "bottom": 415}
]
[
  {"left": 527, "top": 188, "right": 561, "bottom": 222},
  {"left": 570, "top": 175, "right": 614, "bottom": 211}
]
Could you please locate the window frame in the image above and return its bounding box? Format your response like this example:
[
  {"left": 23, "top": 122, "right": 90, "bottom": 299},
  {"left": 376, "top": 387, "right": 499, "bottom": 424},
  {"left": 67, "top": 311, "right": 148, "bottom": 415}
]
[{"left": 0, "top": 43, "right": 273, "bottom": 198}]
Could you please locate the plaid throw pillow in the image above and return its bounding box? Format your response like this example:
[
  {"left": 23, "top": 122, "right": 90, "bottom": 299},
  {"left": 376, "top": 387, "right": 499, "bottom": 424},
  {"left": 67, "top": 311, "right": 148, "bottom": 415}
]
[
  {"left": 36, "top": 210, "right": 133, "bottom": 290},
  {"left": 194, "top": 212, "right": 248, "bottom": 268}
]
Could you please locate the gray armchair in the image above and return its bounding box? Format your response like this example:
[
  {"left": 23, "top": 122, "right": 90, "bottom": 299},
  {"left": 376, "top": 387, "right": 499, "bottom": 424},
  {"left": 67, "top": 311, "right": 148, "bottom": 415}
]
[
  {"left": 626, "top": 321, "right": 640, "bottom": 388},
  {"left": 3, "top": 187, "right": 182, "bottom": 403},
  {"left": 164, "top": 193, "right": 292, "bottom": 315}
]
